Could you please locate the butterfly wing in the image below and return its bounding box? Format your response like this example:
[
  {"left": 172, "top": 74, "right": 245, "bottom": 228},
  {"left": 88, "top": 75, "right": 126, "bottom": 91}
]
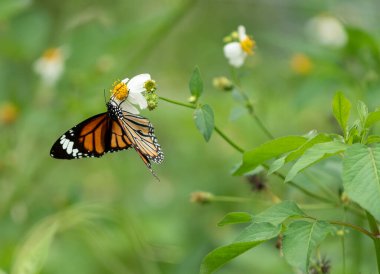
[
  {"left": 50, "top": 113, "right": 132, "bottom": 159},
  {"left": 118, "top": 110, "right": 164, "bottom": 175}
]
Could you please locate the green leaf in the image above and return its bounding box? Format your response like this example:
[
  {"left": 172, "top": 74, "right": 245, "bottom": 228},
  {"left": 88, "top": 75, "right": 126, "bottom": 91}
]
[
  {"left": 285, "top": 141, "right": 348, "bottom": 182},
  {"left": 283, "top": 220, "right": 334, "bottom": 272},
  {"left": 189, "top": 66, "right": 203, "bottom": 99},
  {"left": 367, "top": 135, "right": 380, "bottom": 144},
  {"left": 343, "top": 144, "right": 380, "bottom": 220},
  {"left": 233, "top": 136, "right": 308, "bottom": 176},
  {"left": 253, "top": 201, "right": 306, "bottom": 225},
  {"left": 357, "top": 101, "right": 368, "bottom": 127},
  {"left": 194, "top": 104, "right": 214, "bottom": 142},
  {"left": 332, "top": 92, "right": 351, "bottom": 137},
  {"left": 218, "top": 212, "right": 253, "bottom": 226},
  {"left": 268, "top": 134, "right": 332, "bottom": 174},
  {"left": 200, "top": 223, "right": 281, "bottom": 274},
  {"left": 365, "top": 110, "right": 380, "bottom": 128}
]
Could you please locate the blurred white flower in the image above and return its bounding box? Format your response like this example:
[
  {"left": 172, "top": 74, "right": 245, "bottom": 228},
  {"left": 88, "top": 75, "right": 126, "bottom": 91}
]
[
  {"left": 33, "top": 47, "right": 66, "bottom": 86},
  {"left": 223, "top": 25, "right": 255, "bottom": 68},
  {"left": 111, "top": 74, "right": 151, "bottom": 114},
  {"left": 306, "top": 15, "right": 347, "bottom": 48}
]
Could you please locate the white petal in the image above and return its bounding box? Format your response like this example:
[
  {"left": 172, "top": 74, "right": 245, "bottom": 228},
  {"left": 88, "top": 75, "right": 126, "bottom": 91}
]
[
  {"left": 128, "top": 74, "right": 151, "bottom": 93},
  {"left": 120, "top": 100, "right": 140, "bottom": 114},
  {"left": 128, "top": 92, "right": 147, "bottom": 109},
  {"left": 223, "top": 42, "right": 246, "bottom": 67},
  {"left": 238, "top": 25, "right": 247, "bottom": 41},
  {"left": 121, "top": 77, "right": 129, "bottom": 83}
]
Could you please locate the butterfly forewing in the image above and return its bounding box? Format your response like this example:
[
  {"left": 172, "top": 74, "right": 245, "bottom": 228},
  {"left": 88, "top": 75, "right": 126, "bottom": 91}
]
[{"left": 50, "top": 99, "right": 163, "bottom": 178}]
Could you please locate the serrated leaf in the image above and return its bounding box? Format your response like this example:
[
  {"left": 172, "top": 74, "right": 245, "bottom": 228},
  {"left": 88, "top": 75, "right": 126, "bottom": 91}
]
[
  {"left": 357, "top": 101, "right": 368, "bottom": 127},
  {"left": 268, "top": 134, "right": 332, "bottom": 174},
  {"left": 233, "top": 136, "right": 308, "bottom": 176},
  {"left": 218, "top": 212, "right": 253, "bottom": 226},
  {"left": 365, "top": 110, "right": 380, "bottom": 128},
  {"left": 194, "top": 105, "right": 214, "bottom": 142},
  {"left": 253, "top": 201, "right": 306, "bottom": 225},
  {"left": 343, "top": 144, "right": 380, "bottom": 220},
  {"left": 283, "top": 220, "right": 334, "bottom": 272},
  {"left": 189, "top": 66, "right": 203, "bottom": 99},
  {"left": 367, "top": 135, "right": 380, "bottom": 144},
  {"left": 332, "top": 92, "right": 351, "bottom": 137},
  {"left": 200, "top": 223, "right": 281, "bottom": 274},
  {"left": 285, "top": 141, "right": 347, "bottom": 182}
]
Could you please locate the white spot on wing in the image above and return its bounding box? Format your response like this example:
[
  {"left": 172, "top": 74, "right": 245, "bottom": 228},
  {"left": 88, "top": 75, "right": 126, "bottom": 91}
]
[
  {"left": 62, "top": 138, "right": 70, "bottom": 149},
  {"left": 66, "top": 141, "right": 74, "bottom": 154}
]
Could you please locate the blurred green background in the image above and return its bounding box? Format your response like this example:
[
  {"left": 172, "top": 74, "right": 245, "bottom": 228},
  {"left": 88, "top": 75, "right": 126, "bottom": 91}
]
[{"left": 1, "top": 0, "right": 380, "bottom": 273}]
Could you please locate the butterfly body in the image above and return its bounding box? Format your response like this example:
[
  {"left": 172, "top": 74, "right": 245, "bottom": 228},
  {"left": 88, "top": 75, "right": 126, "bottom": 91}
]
[{"left": 50, "top": 99, "right": 163, "bottom": 176}]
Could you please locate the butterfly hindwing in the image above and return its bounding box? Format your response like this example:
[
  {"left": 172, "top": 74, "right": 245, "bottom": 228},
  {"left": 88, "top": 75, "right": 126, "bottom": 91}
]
[{"left": 50, "top": 99, "right": 164, "bottom": 178}]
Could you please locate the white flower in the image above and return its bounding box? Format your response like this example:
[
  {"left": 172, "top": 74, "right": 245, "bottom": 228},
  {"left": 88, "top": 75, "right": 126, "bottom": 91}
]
[
  {"left": 33, "top": 47, "right": 67, "bottom": 86},
  {"left": 223, "top": 25, "right": 255, "bottom": 68},
  {"left": 111, "top": 74, "right": 151, "bottom": 114},
  {"left": 306, "top": 15, "right": 347, "bottom": 48}
]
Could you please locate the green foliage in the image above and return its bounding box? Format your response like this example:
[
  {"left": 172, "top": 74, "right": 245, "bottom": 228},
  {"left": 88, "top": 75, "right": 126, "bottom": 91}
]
[
  {"left": 285, "top": 141, "right": 348, "bottom": 182},
  {"left": 332, "top": 91, "right": 351, "bottom": 138},
  {"left": 343, "top": 144, "right": 380, "bottom": 221},
  {"left": 252, "top": 201, "right": 306, "bottom": 225},
  {"left": 200, "top": 223, "right": 281, "bottom": 274},
  {"left": 217, "top": 212, "right": 252, "bottom": 226},
  {"left": 194, "top": 104, "right": 214, "bottom": 142},
  {"left": 282, "top": 221, "right": 334, "bottom": 272},
  {"left": 233, "top": 136, "right": 308, "bottom": 175},
  {"left": 189, "top": 66, "right": 203, "bottom": 101}
]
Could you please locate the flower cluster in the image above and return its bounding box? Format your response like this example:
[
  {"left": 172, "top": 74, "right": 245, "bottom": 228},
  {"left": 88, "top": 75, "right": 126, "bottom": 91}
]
[
  {"left": 110, "top": 74, "right": 159, "bottom": 114},
  {"left": 223, "top": 25, "right": 256, "bottom": 68}
]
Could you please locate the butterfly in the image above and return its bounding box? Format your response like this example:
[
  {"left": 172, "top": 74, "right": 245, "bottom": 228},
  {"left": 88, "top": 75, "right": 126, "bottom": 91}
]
[{"left": 50, "top": 97, "right": 164, "bottom": 178}]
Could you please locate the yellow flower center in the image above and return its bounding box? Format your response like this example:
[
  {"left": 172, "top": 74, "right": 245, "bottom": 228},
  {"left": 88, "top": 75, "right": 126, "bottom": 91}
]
[
  {"left": 240, "top": 37, "right": 255, "bottom": 55},
  {"left": 111, "top": 81, "right": 129, "bottom": 100},
  {"left": 43, "top": 48, "right": 61, "bottom": 61}
]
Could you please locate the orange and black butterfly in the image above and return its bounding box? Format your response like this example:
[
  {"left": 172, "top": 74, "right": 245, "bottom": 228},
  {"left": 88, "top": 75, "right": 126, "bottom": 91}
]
[{"left": 50, "top": 98, "right": 163, "bottom": 178}]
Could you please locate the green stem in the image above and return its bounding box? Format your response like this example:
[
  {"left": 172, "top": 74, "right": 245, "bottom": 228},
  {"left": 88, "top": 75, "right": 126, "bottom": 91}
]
[
  {"left": 159, "top": 96, "right": 344, "bottom": 206},
  {"left": 262, "top": 164, "right": 334, "bottom": 204},
  {"left": 366, "top": 211, "right": 380, "bottom": 273},
  {"left": 230, "top": 67, "right": 274, "bottom": 140},
  {"left": 252, "top": 114, "right": 275, "bottom": 140},
  {"left": 159, "top": 96, "right": 244, "bottom": 153},
  {"left": 212, "top": 196, "right": 251, "bottom": 203},
  {"left": 330, "top": 220, "right": 374, "bottom": 239},
  {"left": 214, "top": 126, "right": 244, "bottom": 153},
  {"left": 159, "top": 96, "right": 195, "bottom": 109}
]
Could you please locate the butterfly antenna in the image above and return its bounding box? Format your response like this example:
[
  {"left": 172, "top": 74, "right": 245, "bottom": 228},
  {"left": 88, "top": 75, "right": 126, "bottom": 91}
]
[{"left": 103, "top": 89, "right": 107, "bottom": 105}]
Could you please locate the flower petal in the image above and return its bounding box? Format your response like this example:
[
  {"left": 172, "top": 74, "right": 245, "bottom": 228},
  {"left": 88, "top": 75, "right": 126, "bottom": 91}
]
[
  {"left": 223, "top": 42, "right": 246, "bottom": 67},
  {"left": 121, "top": 77, "right": 129, "bottom": 84},
  {"left": 128, "top": 92, "right": 148, "bottom": 110},
  {"left": 120, "top": 100, "right": 140, "bottom": 114},
  {"left": 238, "top": 25, "right": 247, "bottom": 41},
  {"left": 128, "top": 74, "right": 151, "bottom": 94}
]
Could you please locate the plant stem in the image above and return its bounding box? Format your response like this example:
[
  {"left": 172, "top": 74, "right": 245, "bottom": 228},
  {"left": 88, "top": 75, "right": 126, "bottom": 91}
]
[
  {"left": 366, "top": 211, "right": 380, "bottom": 273},
  {"left": 160, "top": 96, "right": 343, "bottom": 206},
  {"left": 159, "top": 96, "right": 244, "bottom": 153},
  {"left": 159, "top": 96, "right": 195, "bottom": 109},
  {"left": 229, "top": 67, "right": 274, "bottom": 140},
  {"left": 262, "top": 163, "right": 334, "bottom": 204},
  {"left": 212, "top": 196, "right": 251, "bottom": 203},
  {"left": 330, "top": 220, "right": 374, "bottom": 239},
  {"left": 214, "top": 126, "right": 244, "bottom": 153}
]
